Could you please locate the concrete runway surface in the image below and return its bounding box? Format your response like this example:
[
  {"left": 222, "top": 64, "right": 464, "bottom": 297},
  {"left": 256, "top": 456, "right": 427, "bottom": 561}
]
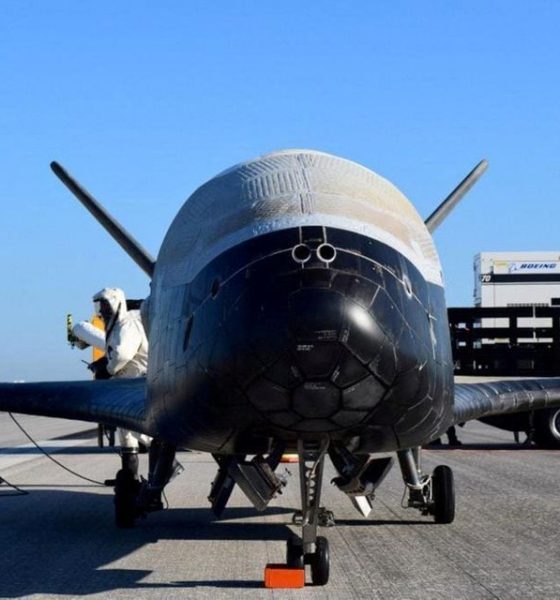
[{"left": 0, "top": 413, "right": 558, "bottom": 599}]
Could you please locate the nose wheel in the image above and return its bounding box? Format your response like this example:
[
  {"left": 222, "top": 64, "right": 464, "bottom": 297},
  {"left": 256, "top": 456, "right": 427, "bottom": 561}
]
[
  {"left": 285, "top": 534, "right": 330, "bottom": 586},
  {"left": 309, "top": 536, "right": 330, "bottom": 586}
]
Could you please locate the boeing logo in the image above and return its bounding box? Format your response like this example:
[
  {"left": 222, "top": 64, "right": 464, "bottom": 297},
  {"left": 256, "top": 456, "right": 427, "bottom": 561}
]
[{"left": 509, "top": 262, "right": 558, "bottom": 273}]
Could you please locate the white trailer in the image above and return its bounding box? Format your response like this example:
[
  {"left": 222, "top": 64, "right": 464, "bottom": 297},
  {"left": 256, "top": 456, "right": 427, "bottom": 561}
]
[{"left": 474, "top": 251, "right": 560, "bottom": 342}]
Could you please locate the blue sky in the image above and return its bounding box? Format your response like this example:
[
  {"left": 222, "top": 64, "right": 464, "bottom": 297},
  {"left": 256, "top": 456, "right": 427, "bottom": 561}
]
[{"left": 1, "top": 2, "right": 559, "bottom": 380}]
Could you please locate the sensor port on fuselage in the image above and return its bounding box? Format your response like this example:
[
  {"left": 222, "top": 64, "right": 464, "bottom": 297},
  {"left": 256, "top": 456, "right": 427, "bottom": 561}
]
[
  {"left": 292, "top": 244, "right": 312, "bottom": 263},
  {"left": 316, "top": 243, "right": 337, "bottom": 264}
]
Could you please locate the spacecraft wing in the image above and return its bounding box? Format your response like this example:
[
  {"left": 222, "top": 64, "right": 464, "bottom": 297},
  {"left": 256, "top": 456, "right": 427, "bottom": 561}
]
[
  {"left": 0, "top": 378, "right": 149, "bottom": 435},
  {"left": 453, "top": 378, "right": 560, "bottom": 424}
]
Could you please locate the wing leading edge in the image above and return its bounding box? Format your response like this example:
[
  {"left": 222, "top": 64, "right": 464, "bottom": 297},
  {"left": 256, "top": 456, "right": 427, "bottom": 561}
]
[
  {"left": 0, "top": 378, "right": 149, "bottom": 436},
  {"left": 5, "top": 378, "right": 560, "bottom": 444},
  {"left": 453, "top": 378, "right": 560, "bottom": 424}
]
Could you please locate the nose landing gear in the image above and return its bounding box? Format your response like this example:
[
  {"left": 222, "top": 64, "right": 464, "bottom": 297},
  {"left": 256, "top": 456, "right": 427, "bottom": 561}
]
[
  {"left": 286, "top": 439, "right": 330, "bottom": 585},
  {"left": 266, "top": 438, "right": 332, "bottom": 588},
  {"left": 293, "top": 438, "right": 331, "bottom": 586}
]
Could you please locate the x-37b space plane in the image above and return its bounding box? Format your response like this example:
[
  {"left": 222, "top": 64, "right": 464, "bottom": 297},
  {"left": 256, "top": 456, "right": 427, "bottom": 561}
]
[{"left": 2, "top": 150, "right": 560, "bottom": 586}]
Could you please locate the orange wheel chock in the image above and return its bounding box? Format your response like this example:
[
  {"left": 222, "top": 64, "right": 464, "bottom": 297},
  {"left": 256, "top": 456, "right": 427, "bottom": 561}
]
[{"left": 264, "top": 564, "right": 305, "bottom": 588}]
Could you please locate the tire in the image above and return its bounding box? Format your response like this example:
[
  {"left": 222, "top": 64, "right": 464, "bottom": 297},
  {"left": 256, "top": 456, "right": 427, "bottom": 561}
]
[
  {"left": 286, "top": 536, "right": 304, "bottom": 568},
  {"left": 310, "top": 536, "right": 330, "bottom": 586},
  {"left": 533, "top": 408, "right": 560, "bottom": 449},
  {"left": 114, "top": 469, "right": 140, "bottom": 528},
  {"left": 432, "top": 465, "right": 455, "bottom": 524}
]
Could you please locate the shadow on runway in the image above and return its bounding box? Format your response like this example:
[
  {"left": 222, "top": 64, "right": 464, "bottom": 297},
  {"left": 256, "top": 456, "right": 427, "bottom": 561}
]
[
  {"left": 0, "top": 446, "right": 115, "bottom": 455},
  {"left": 424, "top": 443, "right": 558, "bottom": 451},
  {"left": 53, "top": 428, "right": 99, "bottom": 441},
  {"left": 0, "top": 488, "right": 294, "bottom": 597},
  {"left": 334, "top": 518, "right": 432, "bottom": 526},
  {"left": 2, "top": 483, "right": 107, "bottom": 488},
  {"left": 155, "top": 580, "right": 265, "bottom": 588}
]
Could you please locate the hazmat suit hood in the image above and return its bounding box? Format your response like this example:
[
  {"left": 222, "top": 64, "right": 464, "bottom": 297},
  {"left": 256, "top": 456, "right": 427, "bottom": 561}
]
[{"left": 93, "top": 287, "right": 127, "bottom": 333}]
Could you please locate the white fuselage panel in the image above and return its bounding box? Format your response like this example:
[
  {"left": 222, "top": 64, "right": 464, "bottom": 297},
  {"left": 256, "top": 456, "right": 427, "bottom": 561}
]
[{"left": 155, "top": 150, "right": 443, "bottom": 288}]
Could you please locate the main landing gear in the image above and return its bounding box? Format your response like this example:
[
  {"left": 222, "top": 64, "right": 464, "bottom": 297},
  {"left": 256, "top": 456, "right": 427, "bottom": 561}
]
[
  {"left": 114, "top": 441, "right": 183, "bottom": 528},
  {"left": 114, "top": 467, "right": 141, "bottom": 528},
  {"left": 397, "top": 448, "right": 455, "bottom": 524},
  {"left": 284, "top": 438, "right": 331, "bottom": 586}
]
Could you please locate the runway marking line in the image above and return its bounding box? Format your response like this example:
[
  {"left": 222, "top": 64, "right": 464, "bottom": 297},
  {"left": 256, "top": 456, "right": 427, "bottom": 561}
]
[{"left": 0, "top": 438, "right": 93, "bottom": 470}]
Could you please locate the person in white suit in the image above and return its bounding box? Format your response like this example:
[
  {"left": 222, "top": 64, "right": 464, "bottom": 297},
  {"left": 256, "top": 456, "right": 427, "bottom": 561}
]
[{"left": 74, "top": 287, "right": 150, "bottom": 479}]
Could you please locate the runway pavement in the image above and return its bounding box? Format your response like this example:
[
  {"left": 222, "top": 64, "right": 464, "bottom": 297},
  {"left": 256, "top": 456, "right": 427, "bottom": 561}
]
[{"left": 0, "top": 414, "right": 558, "bottom": 599}]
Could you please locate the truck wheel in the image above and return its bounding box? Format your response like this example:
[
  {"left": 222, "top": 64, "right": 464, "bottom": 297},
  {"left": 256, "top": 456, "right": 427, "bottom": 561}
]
[{"left": 534, "top": 408, "right": 560, "bottom": 448}]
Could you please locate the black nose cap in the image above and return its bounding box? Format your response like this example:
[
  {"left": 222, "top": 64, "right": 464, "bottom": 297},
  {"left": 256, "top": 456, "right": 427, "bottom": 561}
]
[
  {"left": 289, "top": 287, "right": 346, "bottom": 343},
  {"left": 245, "top": 287, "right": 391, "bottom": 433}
]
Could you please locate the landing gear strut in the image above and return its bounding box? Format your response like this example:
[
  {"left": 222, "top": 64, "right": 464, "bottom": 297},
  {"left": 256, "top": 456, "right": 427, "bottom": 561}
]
[
  {"left": 114, "top": 441, "right": 183, "bottom": 528},
  {"left": 397, "top": 447, "right": 455, "bottom": 524},
  {"left": 284, "top": 438, "right": 331, "bottom": 586}
]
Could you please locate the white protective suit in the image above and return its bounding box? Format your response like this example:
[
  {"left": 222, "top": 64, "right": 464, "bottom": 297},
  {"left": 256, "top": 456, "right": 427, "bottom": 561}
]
[
  {"left": 72, "top": 321, "right": 106, "bottom": 351},
  {"left": 92, "top": 287, "right": 150, "bottom": 448},
  {"left": 93, "top": 288, "right": 149, "bottom": 378}
]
